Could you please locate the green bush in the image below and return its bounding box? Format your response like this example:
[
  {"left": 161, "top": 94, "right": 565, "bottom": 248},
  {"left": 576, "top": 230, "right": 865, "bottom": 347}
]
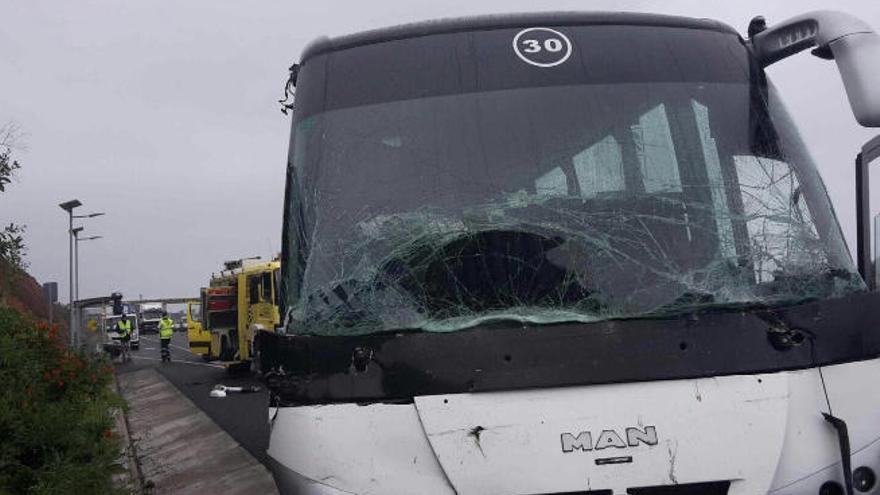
[{"left": 0, "top": 308, "right": 125, "bottom": 494}]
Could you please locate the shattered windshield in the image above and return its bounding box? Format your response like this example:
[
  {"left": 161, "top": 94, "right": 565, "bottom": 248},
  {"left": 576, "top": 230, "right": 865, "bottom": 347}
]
[{"left": 282, "top": 25, "right": 862, "bottom": 336}]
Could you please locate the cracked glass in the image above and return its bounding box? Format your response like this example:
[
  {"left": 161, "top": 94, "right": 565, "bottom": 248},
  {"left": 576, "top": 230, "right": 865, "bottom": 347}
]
[{"left": 282, "top": 27, "right": 863, "bottom": 336}]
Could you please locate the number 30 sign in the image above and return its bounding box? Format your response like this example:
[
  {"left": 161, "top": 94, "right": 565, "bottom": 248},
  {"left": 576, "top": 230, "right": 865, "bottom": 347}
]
[{"left": 513, "top": 27, "right": 573, "bottom": 67}]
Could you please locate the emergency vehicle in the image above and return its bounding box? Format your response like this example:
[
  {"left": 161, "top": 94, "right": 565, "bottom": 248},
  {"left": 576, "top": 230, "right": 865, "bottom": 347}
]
[{"left": 202, "top": 258, "right": 281, "bottom": 369}]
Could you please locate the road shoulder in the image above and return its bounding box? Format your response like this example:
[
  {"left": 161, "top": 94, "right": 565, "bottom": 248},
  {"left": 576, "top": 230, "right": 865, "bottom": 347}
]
[{"left": 117, "top": 368, "right": 278, "bottom": 494}]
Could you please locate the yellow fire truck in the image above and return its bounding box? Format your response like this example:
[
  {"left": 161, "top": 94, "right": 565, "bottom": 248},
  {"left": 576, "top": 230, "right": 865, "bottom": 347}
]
[{"left": 200, "top": 258, "right": 281, "bottom": 369}]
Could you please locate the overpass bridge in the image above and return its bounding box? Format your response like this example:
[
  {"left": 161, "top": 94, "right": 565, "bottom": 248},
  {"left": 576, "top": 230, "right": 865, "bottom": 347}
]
[
  {"left": 74, "top": 297, "right": 197, "bottom": 308},
  {"left": 125, "top": 298, "right": 197, "bottom": 306}
]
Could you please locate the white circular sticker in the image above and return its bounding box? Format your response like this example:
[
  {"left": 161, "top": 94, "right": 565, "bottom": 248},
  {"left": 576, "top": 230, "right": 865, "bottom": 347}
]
[{"left": 512, "top": 27, "right": 573, "bottom": 68}]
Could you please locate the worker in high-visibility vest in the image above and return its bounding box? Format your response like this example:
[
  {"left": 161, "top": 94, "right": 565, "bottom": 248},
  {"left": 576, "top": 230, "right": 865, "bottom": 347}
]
[
  {"left": 117, "top": 314, "right": 133, "bottom": 363},
  {"left": 158, "top": 312, "right": 174, "bottom": 362}
]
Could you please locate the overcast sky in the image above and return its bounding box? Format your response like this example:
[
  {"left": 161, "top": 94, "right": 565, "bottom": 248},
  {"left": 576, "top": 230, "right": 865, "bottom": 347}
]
[{"left": 1, "top": 0, "right": 878, "bottom": 302}]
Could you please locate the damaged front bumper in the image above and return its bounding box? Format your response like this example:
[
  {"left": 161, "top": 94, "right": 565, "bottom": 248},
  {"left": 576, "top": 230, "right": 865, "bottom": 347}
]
[{"left": 266, "top": 359, "right": 880, "bottom": 495}]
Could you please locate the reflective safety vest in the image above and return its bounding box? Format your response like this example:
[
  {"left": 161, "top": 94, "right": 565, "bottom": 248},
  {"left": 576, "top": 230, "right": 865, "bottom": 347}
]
[
  {"left": 117, "top": 319, "right": 132, "bottom": 337},
  {"left": 159, "top": 318, "right": 174, "bottom": 339}
]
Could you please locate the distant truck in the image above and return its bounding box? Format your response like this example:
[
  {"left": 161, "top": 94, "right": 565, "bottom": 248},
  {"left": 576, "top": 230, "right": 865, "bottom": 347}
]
[
  {"left": 138, "top": 302, "right": 165, "bottom": 333},
  {"left": 174, "top": 315, "right": 187, "bottom": 332}
]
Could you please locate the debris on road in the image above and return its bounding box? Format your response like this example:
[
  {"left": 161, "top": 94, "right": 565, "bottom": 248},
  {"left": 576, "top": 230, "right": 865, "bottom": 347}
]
[{"left": 210, "top": 384, "right": 261, "bottom": 398}]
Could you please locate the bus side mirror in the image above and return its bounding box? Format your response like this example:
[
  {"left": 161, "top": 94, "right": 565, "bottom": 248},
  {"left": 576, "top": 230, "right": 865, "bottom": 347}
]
[
  {"left": 752, "top": 10, "right": 880, "bottom": 127},
  {"left": 857, "top": 136, "right": 880, "bottom": 290},
  {"left": 830, "top": 29, "right": 880, "bottom": 127},
  {"left": 874, "top": 213, "right": 880, "bottom": 290}
]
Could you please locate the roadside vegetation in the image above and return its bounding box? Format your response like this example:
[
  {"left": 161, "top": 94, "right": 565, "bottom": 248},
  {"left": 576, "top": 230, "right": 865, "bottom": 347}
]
[
  {"left": 0, "top": 123, "right": 27, "bottom": 306},
  {"left": 0, "top": 121, "right": 128, "bottom": 494},
  {"left": 0, "top": 308, "right": 125, "bottom": 494}
]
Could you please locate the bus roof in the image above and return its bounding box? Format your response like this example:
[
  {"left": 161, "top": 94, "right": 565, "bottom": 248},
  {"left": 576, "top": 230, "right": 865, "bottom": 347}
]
[{"left": 300, "top": 11, "right": 740, "bottom": 64}]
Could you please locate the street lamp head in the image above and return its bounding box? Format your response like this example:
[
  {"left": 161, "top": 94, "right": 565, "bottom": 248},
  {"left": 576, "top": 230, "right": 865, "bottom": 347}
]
[
  {"left": 73, "top": 211, "right": 105, "bottom": 219},
  {"left": 71, "top": 226, "right": 84, "bottom": 235},
  {"left": 59, "top": 199, "right": 82, "bottom": 212},
  {"left": 76, "top": 235, "right": 103, "bottom": 242}
]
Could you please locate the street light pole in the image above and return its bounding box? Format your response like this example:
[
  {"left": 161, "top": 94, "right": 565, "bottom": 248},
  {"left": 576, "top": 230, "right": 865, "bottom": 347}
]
[
  {"left": 59, "top": 199, "right": 81, "bottom": 347},
  {"left": 72, "top": 227, "right": 83, "bottom": 301},
  {"left": 58, "top": 202, "right": 104, "bottom": 348},
  {"left": 75, "top": 238, "right": 78, "bottom": 301}
]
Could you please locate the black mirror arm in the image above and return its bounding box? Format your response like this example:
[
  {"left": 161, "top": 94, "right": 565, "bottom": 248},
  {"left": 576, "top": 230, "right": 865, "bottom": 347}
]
[{"left": 823, "top": 413, "right": 855, "bottom": 495}]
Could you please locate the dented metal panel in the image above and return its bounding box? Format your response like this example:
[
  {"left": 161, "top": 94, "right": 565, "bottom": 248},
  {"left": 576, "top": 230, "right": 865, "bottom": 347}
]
[
  {"left": 267, "top": 403, "right": 455, "bottom": 495},
  {"left": 412, "top": 374, "right": 788, "bottom": 494}
]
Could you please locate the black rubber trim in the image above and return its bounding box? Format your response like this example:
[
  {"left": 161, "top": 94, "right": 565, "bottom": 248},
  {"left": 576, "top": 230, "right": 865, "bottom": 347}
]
[
  {"left": 628, "top": 481, "right": 730, "bottom": 494},
  {"left": 260, "top": 291, "right": 880, "bottom": 405}
]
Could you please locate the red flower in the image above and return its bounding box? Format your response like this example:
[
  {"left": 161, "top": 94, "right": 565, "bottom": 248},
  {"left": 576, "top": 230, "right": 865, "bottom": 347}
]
[
  {"left": 57, "top": 380, "right": 65, "bottom": 388},
  {"left": 102, "top": 429, "right": 113, "bottom": 438}
]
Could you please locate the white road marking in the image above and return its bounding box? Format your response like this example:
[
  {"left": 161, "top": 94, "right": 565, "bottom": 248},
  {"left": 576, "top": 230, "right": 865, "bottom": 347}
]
[
  {"left": 140, "top": 336, "right": 195, "bottom": 353},
  {"left": 129, "top": 355, "right": 224, "bottom": 369}
]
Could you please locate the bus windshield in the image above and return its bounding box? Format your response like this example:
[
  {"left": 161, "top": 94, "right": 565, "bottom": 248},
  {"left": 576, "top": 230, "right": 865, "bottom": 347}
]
[{"left": 283, "top": 24, "right": 863, "bottom": 336}]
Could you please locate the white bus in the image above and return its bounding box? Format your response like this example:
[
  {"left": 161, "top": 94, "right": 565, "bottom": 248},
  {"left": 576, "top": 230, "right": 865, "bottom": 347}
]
[{"left": 259, "top": 11, "right": 880, "bottom": 495}]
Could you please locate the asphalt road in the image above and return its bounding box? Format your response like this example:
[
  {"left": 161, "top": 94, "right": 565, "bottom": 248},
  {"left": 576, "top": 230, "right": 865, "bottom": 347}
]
[{"left": 114, "top": 331, "right": 271, "bottom": 463}]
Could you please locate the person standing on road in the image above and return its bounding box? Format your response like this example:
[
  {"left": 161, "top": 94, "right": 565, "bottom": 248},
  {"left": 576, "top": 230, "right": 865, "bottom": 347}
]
[
  {"left": 158, "top": 312, "right": 174, "bottom": 362},
  {"left": 117, "top": 314, "right": 132, "bottom": 363}
]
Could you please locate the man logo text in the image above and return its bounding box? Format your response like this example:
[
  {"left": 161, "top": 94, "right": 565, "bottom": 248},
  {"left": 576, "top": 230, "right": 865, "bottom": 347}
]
[{"left": 560, "top": 426, "right": 658, "bottom": 453}]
